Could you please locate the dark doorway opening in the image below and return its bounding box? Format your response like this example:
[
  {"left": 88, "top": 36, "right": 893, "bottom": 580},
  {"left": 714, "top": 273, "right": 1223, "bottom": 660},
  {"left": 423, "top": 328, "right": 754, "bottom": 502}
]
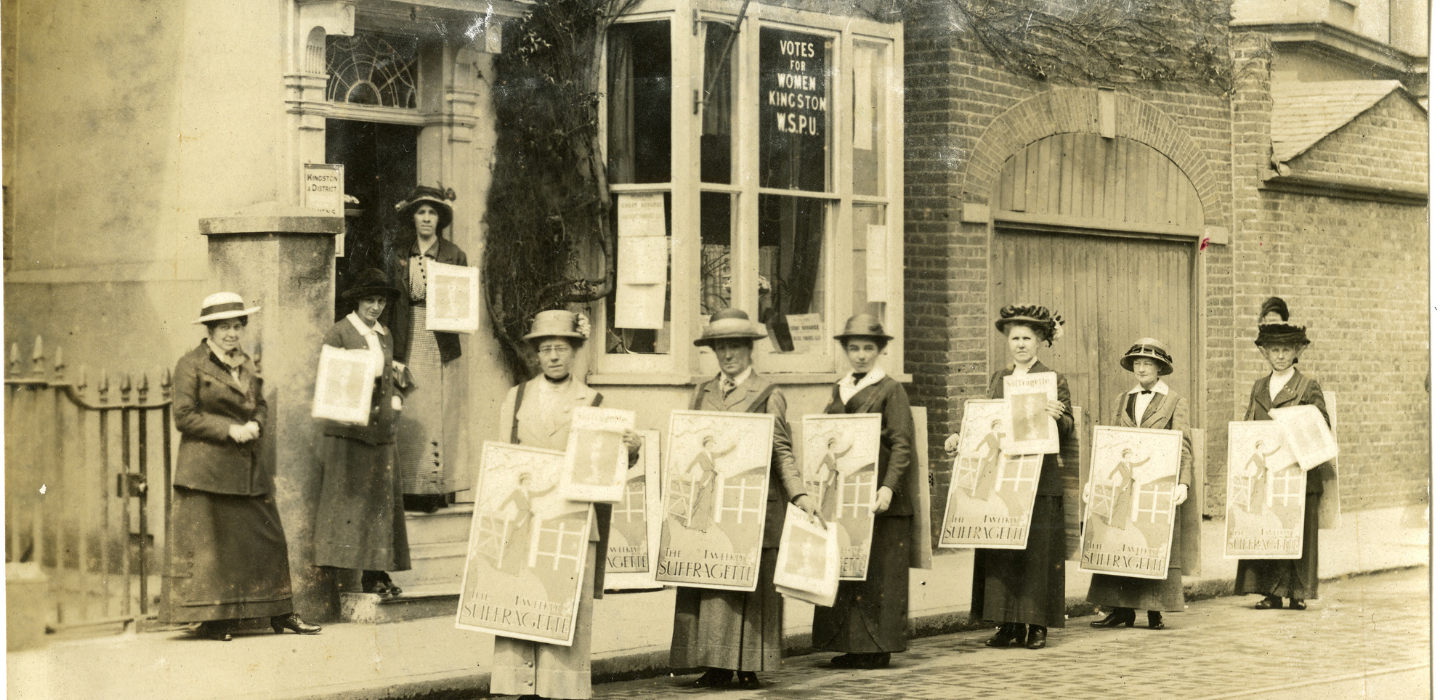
[{"left": 325, "top": 119, "right": 420, "bottom": 321}]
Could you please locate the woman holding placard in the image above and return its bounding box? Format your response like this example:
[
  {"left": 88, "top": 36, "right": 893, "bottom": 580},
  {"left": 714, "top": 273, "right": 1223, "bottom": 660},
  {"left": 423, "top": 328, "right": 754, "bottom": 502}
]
[
  {"left": 1236, "top": 297, "right": 1330, "bottom": 611},
  {"left": 492, "top": 310, "right": 640, "bottom": 700},
  {"left": 944, "top": 304, "right": 1072, "bottom": 650},
  {"left": 1086, "top": 338, "right": 1193, "bottom": 631},
  {"left": 391, "top": 185, "right": 468, "bottom": 511},
  {"left": 811, "top": 315, "right": 917, "bottom": 670},
  {"left": 314, "top": 269, "right": 412, "bottom": 598},
  {"left": 163, "top": 293, "right": 320, "bottom": 641}
]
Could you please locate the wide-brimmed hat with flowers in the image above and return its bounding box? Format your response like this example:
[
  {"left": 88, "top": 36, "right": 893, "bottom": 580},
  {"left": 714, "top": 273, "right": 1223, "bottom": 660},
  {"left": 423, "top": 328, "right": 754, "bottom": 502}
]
[
  {"left": 994, "top": 304, "right": 1064, "bottom": 346},
  {"left": 523, "top": 310, "right": 590, "bottom": 343},
  {"left": 191, "top": 292, "right": 260, "bottom": 324},
  {"left": 394, "top": 185, "right": 456, "bottom": 231},
  {"left": 1120, "top": 338, "right": 1175, "bottom": 375},
  {"left": 694, "top": 308, "right": 767, "bottom": 347}
]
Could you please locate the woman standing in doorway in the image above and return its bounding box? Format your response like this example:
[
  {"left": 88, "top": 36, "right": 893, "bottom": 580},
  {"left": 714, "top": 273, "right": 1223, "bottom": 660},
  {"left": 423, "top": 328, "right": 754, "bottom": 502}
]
[
  {"left": 945, "top": 304, "right": 1072, "bottom": 650},
  {"left": 163, "top": 293, "right": 320, "bottom": 641},
  {"left": 391, "top": 185, "right": 468, "bottom": 511}
]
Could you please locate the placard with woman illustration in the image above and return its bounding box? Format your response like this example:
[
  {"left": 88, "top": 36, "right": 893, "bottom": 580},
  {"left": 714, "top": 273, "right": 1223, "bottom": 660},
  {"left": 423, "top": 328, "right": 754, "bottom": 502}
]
[
  {"left": 1078, "top": 426, "right": 1184, "bottom": 580},
  {"left": 800, "top": 413, "right": 881, "bottom": 580}
]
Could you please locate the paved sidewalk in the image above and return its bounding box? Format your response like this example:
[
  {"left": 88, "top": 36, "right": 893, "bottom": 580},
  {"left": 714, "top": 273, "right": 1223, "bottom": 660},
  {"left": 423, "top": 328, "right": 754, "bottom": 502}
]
[{"left": 590, "top": 567, "right": 1430, "bottom": 700}]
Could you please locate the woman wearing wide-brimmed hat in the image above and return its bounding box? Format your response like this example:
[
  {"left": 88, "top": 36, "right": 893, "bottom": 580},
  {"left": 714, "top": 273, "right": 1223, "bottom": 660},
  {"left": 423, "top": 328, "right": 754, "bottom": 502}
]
[
  {"left": 1085, "top": 338, "right": 1194, "bottom": 631},
  {"left": 390, "top": 185, "right": 468, "bottom": 511},
  {"left": 313, "top": 269, "right": 412, "bottom": 598},
  {"left": 490, "top": 309, "right": 639, "bottom": 700},
  {"left": 811, "top": 314, "right": 926, "bottom": 670},
  {"left": 670, "top": 309, "right": 819, "bottom": 690},
  {"left": 162, "top": 293, "right": 320, "bottom": 641},
  {"left": 945, "top": 304, "right": 1073, "bottom": 650},
  {"left": 1236, "top": 297, "right": 1332, "bottom": 611}
]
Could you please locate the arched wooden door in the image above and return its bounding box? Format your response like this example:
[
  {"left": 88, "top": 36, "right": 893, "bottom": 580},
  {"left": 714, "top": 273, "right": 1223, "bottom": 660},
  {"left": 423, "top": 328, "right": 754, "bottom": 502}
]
[{"left": 989, "top": 133, "right": 1202, "bottom": 420}]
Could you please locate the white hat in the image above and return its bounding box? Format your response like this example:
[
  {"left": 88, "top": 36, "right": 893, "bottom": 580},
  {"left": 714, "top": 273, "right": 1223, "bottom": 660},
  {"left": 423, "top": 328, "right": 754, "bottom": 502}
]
[{"left": 192, "top": 292, "right": 261, "bottom": 324}]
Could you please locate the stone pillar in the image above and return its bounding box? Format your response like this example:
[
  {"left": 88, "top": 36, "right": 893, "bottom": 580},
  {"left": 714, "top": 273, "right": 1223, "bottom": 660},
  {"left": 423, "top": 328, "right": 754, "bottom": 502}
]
[{"left": 200, "top": 203, "right": 342, "bottom": 621}]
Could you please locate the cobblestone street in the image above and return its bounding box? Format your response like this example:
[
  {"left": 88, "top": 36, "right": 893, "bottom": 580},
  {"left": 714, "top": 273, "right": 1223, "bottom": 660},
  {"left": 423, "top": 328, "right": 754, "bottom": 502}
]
[{"left": 586, "top": 567, "right": 1429, "bottom": 700}]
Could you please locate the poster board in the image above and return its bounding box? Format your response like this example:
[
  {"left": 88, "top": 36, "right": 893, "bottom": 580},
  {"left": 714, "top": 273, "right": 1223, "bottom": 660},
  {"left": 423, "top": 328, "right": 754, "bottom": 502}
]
[
  {"left": 456, "top": 442, "right": 593, "bottom": 646},
  {"left": 655, "top": 411, "right": 775, "bottom": 592},
  {"left": 1269, "top": 404, "right": 1338, "bottom": 471},
  {"left": 605, "top": 430, "right": 664, "bottom": 591},
  {"left": 311, "top": 344, "right": 376, "bottom": 425},
  {"left": 800, "top": 414, "right": 881, "bottom": 580},
  {"left": 559, "top": 407, "right": 634, "bottom": 503},
  {"left": 1317, "top": 390, "right": 1340, "bottom": 529},
  {"left": 1224, "top": 421, "right": 1305, "bottom": 560},
  {"left": 938, "top": 399, "right": 1043, "bottom": 549},
  {"left": 774, "top": 504, "right": 840, "bottom": 607},
  {"left": 1078, "top": 426, "right": 1184, "bottom": 580},
  {"left": 1062, "top": 405, "right": 1087, "bottom": 561},
  {"left": 1002, "top": 372, "right": 1060, "bottom": 455},
  {"left": 425, "top": 261, "right": 480, "bottom": 333},
  {"left": 909, "top": 406, "right": 933, "bottom": 570}
]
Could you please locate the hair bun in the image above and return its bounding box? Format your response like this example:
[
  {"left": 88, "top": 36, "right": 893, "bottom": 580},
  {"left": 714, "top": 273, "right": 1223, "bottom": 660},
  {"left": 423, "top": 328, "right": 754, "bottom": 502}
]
[{"left": 1259, "top": 297, "right": 1290, "bottom": 324}]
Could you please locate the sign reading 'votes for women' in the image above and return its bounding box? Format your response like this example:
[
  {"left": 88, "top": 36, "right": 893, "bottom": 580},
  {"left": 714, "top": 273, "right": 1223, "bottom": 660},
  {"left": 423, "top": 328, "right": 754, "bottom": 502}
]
[
  {"left": 456, "top": 442, "right": 593, "bottom": 646},
  {"left": 655, "top": 411, "right": 775, "bottom": 592},
  {"left": 759, "top": 27, "right": 828, "bottom": 191},
  {"left": 1224, "top": 421, "right": 1306, "bottom": 560},
  {"left": 939, "top": 399, "right": 1044, "bottom": 549},
  {"left": 1078, "top": 426, "right": 1184, "bottom": 580}
]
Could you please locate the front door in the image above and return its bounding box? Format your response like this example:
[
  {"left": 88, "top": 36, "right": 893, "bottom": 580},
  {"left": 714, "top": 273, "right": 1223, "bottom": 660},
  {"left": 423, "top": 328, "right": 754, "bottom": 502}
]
[{"left": 326, "top": 118, "right": 420, "bottom": 321}]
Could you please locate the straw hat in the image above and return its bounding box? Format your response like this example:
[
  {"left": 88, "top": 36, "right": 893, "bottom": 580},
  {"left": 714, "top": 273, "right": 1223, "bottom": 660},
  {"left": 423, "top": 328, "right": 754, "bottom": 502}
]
[
  {"left": 693, "top": 308, "right": 767, "bottom": 347},
  {"left": 834, "top": 314, "right": 893, "bottom": 342},
  {"left": 394, "top": 185, "right": 456, "bottom": 231},
  {"left": 523, "top": 310, "right": 587, "bottom": 342},
  {"left": 341, "top": 268, "right": 401, "bottom": 302},
  {"left": 191, "top": 292, "right": 260, "bottom": 324},
  {"left": 1120, "top": 338, "right": 1175, "bottom": 375}
]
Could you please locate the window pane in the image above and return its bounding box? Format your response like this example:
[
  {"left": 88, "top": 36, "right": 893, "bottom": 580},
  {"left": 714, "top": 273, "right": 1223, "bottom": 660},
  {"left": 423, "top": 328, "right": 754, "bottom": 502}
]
[
  {"left": 758, "top": 195, "right": 826, "bottom": 354},
  {"left": 851, "top": 204, "right": 885, "bottom": 316},
  {"left": 606, "top": 193, "right": 672, "bottom": 355},
  {"left": 758, "top": 28, "right": 831, "bottom": 192},
  {"left": 326, "top": 33, "right": 419, "bottom": 109},
  {"left": 607, "top": 22, "right": 671, "bottom": 184},
  {"left": 852, "top": 41, "right": 886, "bottom": 196},
  {"left": 699, "top": 192, "right": 734, "bottom": 317},
  {"left": 701, "top": 23, "right": 736, "bottom": 184}
]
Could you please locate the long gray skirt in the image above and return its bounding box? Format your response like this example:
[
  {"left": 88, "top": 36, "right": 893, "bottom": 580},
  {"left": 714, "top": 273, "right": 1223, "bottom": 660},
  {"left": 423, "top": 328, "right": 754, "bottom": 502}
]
[
  {"left": 971, "top": 494, "right": 1067, "bottom": 628},
  {"left": 670, "top": 548, "right": 783, "bottom": 672},
  {"left": 813, "top": 516, "right": 911, "bottom": 653},
  {"left": 1235, "top": 490, "right": 1321, "bottom": 600},
  {"left": 313, "top": 435, "right": 411, "bottom": 571},
  {"left": 397, "top": 307, "right": 447, "bottom": 495},
  {"left": 491, "top": 542, "right": 598, "bottom": 699},
  {"left": 1087, "top": 518, "right": 1184, "bottom": 612},
  {"left": 162, "top": 487, "right": 294, "bottom": 623}
]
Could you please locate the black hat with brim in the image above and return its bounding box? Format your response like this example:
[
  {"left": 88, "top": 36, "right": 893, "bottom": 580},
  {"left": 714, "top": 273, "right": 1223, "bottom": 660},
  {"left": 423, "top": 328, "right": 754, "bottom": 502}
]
[
  {"left": 1255, "top": 323, "right": 1309, "bottom": 346},
  {"left": 342, "top": 268, "right": 401, "bottom": 302}
]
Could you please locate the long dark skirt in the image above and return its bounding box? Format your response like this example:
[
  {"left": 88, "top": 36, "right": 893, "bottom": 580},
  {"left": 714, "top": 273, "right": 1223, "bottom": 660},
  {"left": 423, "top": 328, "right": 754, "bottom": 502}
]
[
  {"left": 971, "top": 494, "right": 1066, "bottom": 628},
  {"left": 813, "top": 516, "right": 911, "bottom": 653},
  {"left": 314, "top": 435, "right": 411, "bottom": 571},
  {"left": 1087, "top": 519, "right": 1185, "bottom": 612},
  {"left": 1235, "top": 490, "right": 1320, "bottom": 600},
  {"left": 162, "top": 487, "right": 294, "bottom": 623},
  {"left": 670, "top": 548, "right": 783, "bottom": 672}
]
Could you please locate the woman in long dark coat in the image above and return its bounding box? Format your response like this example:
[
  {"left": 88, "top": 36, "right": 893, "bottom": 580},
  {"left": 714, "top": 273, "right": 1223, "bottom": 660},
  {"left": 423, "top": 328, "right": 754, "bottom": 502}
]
[
  {"left": 314, "top": 269, "right": 411, "bottom": 597},
  {"left": 812, "top": 314, "right": 916, "bottom": 670},
  {"left": 163, "top": 292, "right": 320, "bottom": 641},
  {"left": 946, "top": 304, "right": 1072, "bottom": 650},
  {"left": 1086, "top": 338, "right": 1193, "bottom": 630},
  {"left": 1235, "top": 297, "right": 1331, "bottom": 611}
]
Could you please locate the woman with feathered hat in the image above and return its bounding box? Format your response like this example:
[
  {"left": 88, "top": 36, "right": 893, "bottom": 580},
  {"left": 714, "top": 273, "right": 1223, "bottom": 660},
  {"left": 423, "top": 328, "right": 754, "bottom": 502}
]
[
  {"left": 1085, "top": 338, "right": 1195, "bottom": 631},
  {"left": 945, "top": 304, "right": 1073, "bottom": 650},
  {"left": 1235, "top": 297, "right": 1331, "bottom": 611},
  {"left": 390, "top": 185, "right": 468, "bottom": 511}
]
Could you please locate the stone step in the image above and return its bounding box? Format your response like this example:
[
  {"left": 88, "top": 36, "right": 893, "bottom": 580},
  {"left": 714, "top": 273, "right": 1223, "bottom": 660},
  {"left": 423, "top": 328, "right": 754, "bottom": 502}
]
[
  {"left": 339, "top": 591, "right": 459, "bottom": 624},
  {"left": 402, "top": 504, "right": 475, "bottom": 545}
]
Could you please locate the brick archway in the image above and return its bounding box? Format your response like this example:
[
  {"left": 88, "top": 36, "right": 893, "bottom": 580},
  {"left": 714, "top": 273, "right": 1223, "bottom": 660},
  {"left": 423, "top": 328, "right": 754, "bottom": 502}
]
[{"left": 962, "top": 88, "right": 1222, "bottom": 226}]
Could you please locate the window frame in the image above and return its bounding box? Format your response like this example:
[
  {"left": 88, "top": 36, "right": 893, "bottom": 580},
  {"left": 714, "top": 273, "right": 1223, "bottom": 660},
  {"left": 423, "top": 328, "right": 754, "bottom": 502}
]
[{"left": 591, "top": 0, "right": 904, "bottom": 385}]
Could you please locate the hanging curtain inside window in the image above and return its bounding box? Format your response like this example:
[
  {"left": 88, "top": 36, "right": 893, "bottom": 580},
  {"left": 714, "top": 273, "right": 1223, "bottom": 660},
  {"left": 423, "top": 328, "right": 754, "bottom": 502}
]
[
  {"left": 606, "top": 29, "right": 636, "bottom": 184},
  {"left": 701, "top": 22, "right": 733, "bottom": 184}
]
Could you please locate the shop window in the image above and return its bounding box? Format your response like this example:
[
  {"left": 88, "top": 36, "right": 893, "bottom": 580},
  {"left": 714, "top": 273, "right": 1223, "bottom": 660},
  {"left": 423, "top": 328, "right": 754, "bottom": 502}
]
[
  {"left": 607, "top": 21, "right": 672, "bottom": 184},
  {"left": 325, "top": 33, "right": 419, "bottom": 109},
  {"left": 758, "top": 28, "right": 831, "bottom": 192},
  {"left": 758, "top": 194, "right": 827, "bottom": 354},
  {"left": 701, "top": 22, "right": 736, "bottom": 185}
]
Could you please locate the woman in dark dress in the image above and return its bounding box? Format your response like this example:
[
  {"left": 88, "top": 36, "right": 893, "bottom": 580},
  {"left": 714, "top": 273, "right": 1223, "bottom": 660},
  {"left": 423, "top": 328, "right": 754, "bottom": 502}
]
[
  {"left": 162, "top": 292, "right": 320, "bottom": 641},
  {"left": 1086, "top": 338, "right": 1194, "bottom": 630},
  {"left": 1235, "top": 297, "right": 1330, "bottom": 611},
  {"left": 313, "top": 269, "right": 412, "bottom": 597},
  {"left": 812, "top": 314, "right": 917, "bottom": 670},
  {"left": 945, "top": 304, "right": 1072, "bottom": 650}
]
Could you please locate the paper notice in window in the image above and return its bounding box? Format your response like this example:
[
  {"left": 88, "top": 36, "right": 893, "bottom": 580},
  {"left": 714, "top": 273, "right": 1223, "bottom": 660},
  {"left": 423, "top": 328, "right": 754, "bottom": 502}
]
[
  {"left": 866, "top": 224, "right": 887, "bottom": 302},
  {"left": 786, "top": 313, "right": 824, "bottom": 353},
  {"left": 615, "top": 283, "right": 666, "bottom": 330},
  {"left": 425, "top": 261, "right": 480, "bottom": 333},
  {"left": 617, "top": 193, "right": 667, "bottom": 237},
  {"left": 618, "top": 236, "right": 669, "bottom": 285}
]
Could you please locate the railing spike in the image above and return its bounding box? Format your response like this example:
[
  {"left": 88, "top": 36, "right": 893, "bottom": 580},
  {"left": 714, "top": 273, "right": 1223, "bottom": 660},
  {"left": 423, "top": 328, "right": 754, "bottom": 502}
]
[
  {"left": 8, "top": 343, "right": 20, "bottom": 377},
  {"left": 137, "top": 373, "right": 150, "bottom": 402},
  {"left": 30, "top": 336, "right": 45, "bottom": 376},
  {"left": 161, "top": 368, "right": 173, "bottom": 400},
  {"left": 121, "top": 372, "right": 133, "bottom": 403},
  {"left": 53, "top": 347, "right": 65, "bottom": 382},
  {"left": 98, "top": 371, "right": 110, "bottom": 403}
]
